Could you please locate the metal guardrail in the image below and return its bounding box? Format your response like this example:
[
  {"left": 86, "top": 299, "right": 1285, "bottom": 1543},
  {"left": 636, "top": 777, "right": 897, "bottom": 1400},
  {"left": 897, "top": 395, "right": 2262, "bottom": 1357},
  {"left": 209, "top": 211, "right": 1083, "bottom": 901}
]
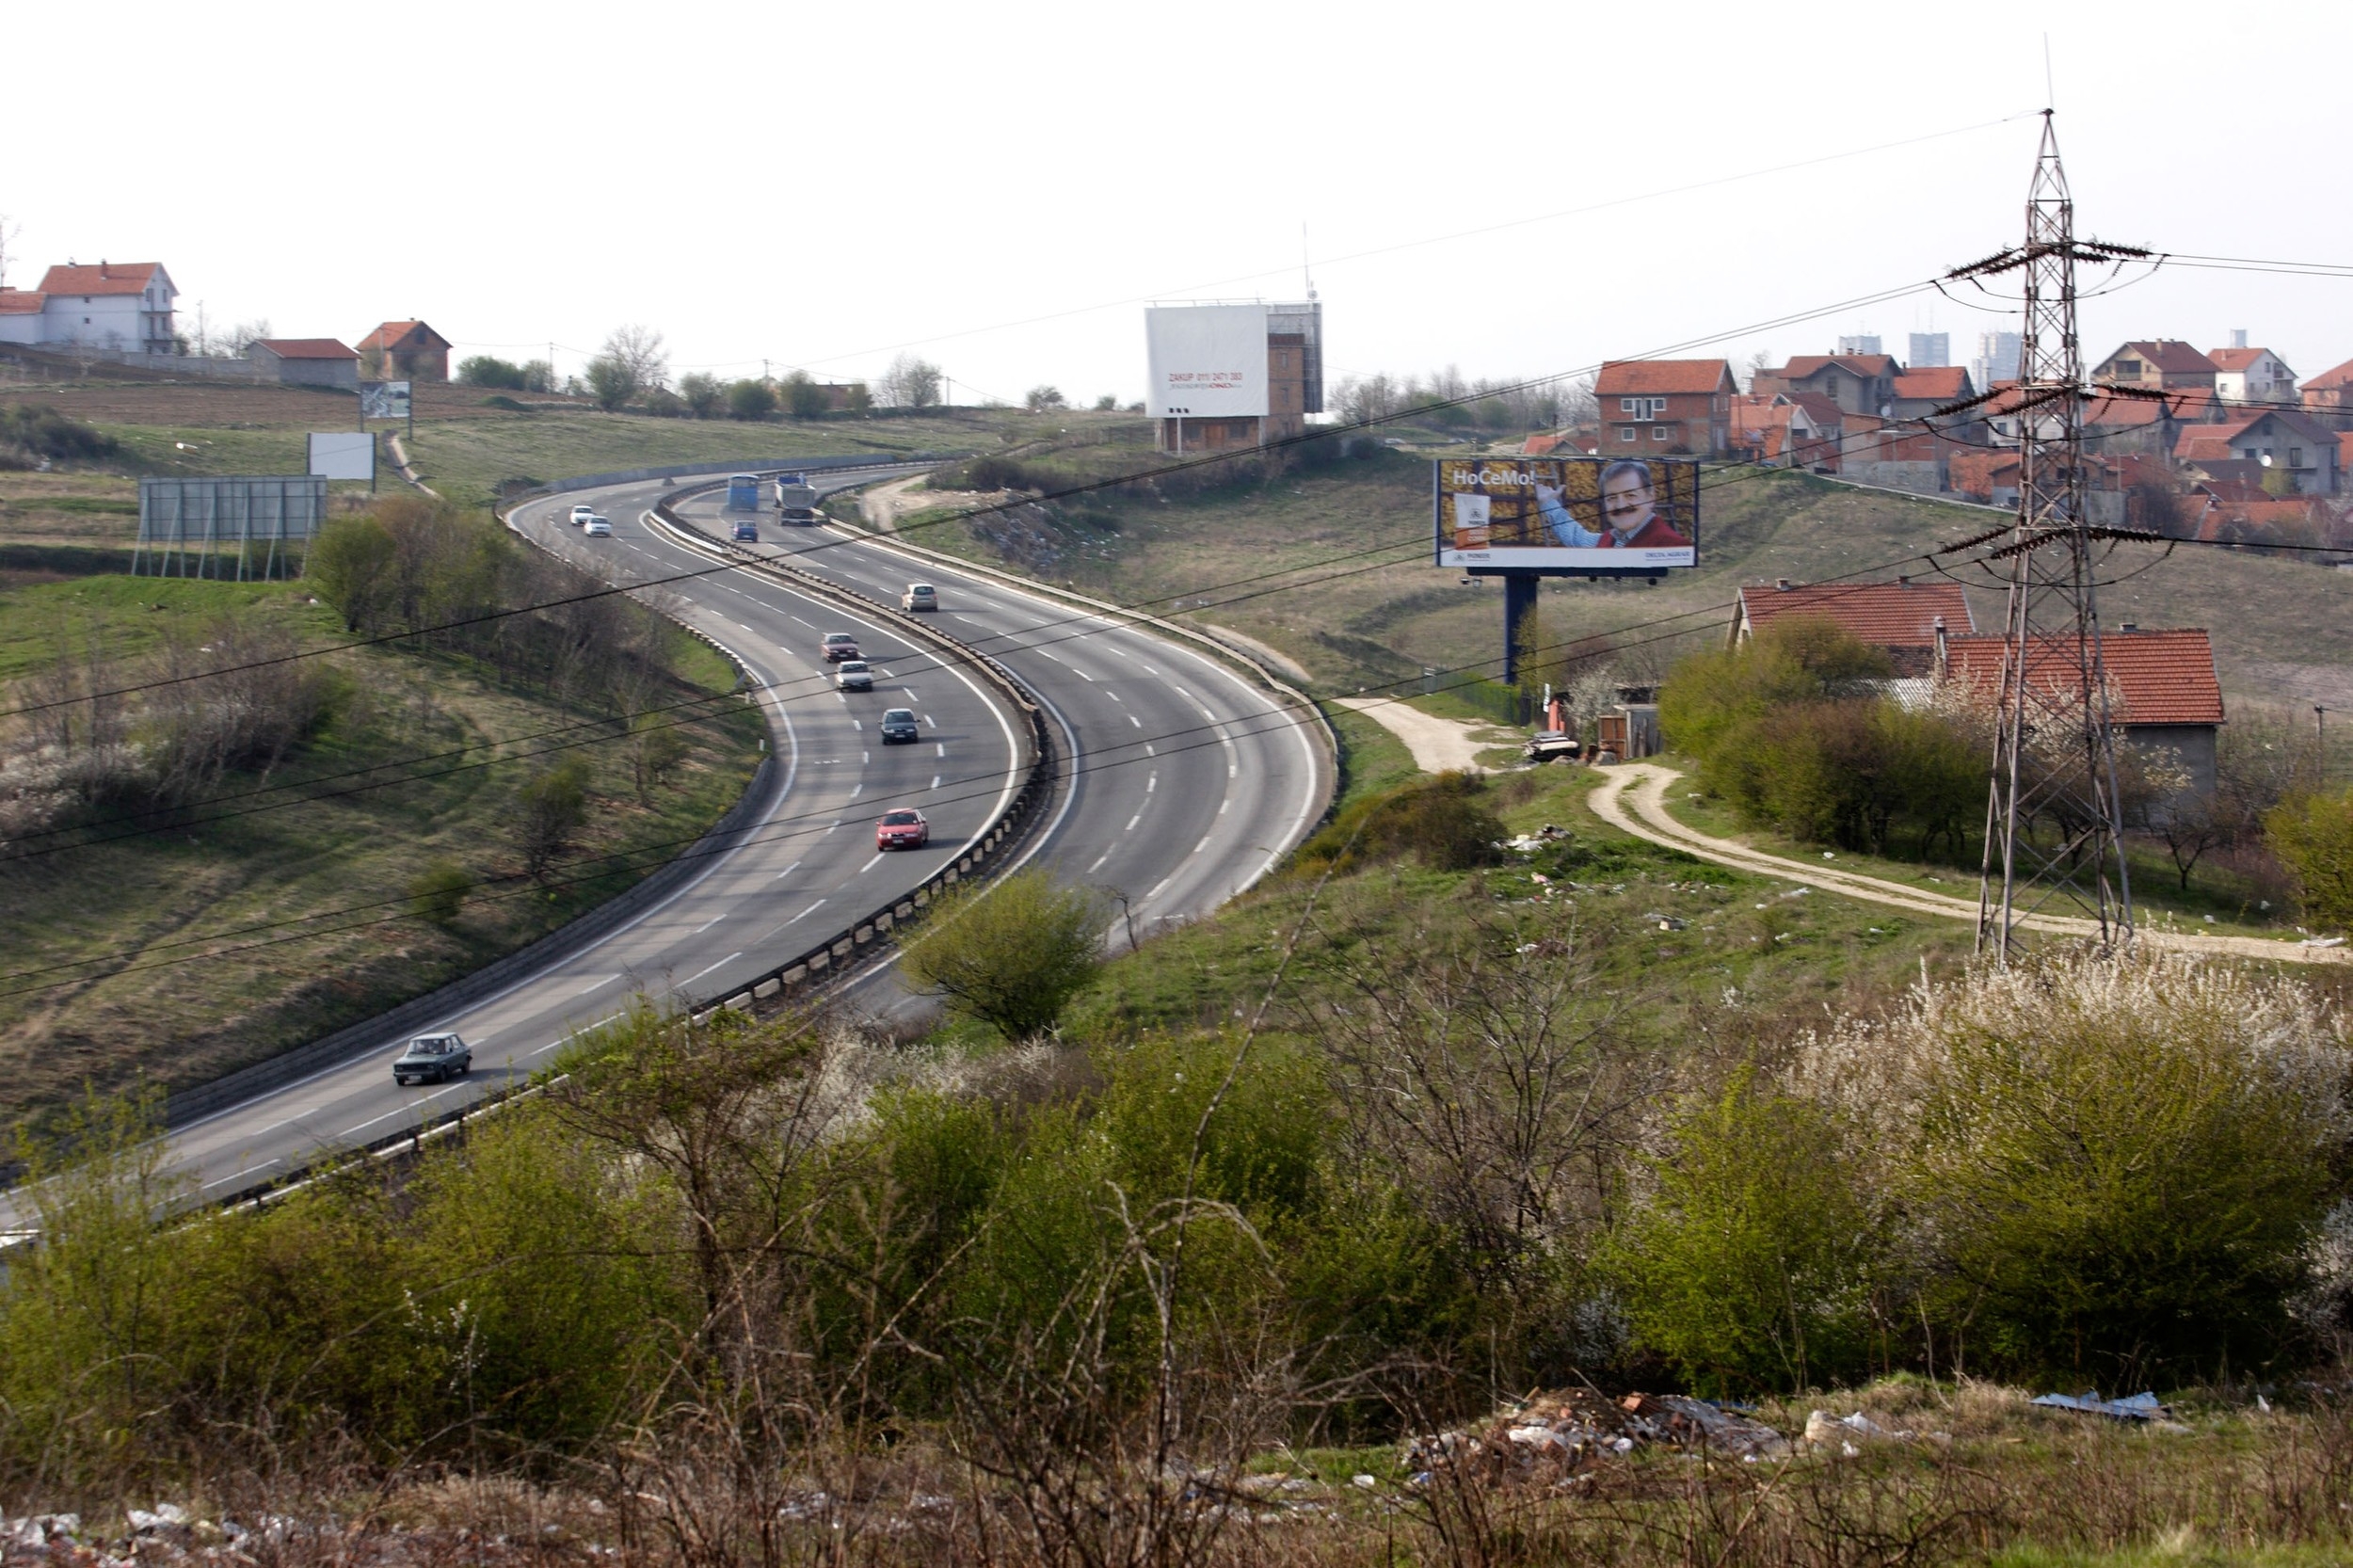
[{"left": 644, "top": 478, "right": 1060, "bottom": 1020}]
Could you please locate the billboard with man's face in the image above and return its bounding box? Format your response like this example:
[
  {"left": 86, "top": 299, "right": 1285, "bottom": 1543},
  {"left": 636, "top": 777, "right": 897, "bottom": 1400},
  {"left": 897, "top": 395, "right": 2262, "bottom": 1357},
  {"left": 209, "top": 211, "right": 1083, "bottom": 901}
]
[{"left": 1434, "top": 456, "right": 1699, "bottom": 570}]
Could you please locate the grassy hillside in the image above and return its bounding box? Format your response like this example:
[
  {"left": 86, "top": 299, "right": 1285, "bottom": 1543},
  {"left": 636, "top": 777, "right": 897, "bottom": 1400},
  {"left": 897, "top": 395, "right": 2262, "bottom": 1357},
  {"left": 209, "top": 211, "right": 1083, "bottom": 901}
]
[
  {"left": 883, "top": 426, "right": 2353, "bottom": 713},
  {"left": 0, "top": 570, "right": 762, "bottom": 1126}
]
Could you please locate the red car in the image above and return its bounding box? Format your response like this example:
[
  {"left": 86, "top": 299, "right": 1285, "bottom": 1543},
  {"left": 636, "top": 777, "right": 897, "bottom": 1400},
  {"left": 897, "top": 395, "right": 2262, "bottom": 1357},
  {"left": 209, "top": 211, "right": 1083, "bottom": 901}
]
[
  {"left": 822, "top": 632, "right": 860, "bottom": 663},
  {"left": 874, "top": 808, "right": 929, "bottom": 851}
]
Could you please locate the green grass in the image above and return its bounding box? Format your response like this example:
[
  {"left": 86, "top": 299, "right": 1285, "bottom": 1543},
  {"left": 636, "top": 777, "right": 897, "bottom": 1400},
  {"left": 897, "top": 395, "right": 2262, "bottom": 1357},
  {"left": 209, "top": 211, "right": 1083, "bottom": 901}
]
[
  {"left": 1646, "top": 754, "right": 2298, "bottom": 939},
  {"left": 1064, "top": 761, "right": 1977, "bottom": 1047},
  {"left": 0, "top": 575, "right": 763, "bottom": 1124}
]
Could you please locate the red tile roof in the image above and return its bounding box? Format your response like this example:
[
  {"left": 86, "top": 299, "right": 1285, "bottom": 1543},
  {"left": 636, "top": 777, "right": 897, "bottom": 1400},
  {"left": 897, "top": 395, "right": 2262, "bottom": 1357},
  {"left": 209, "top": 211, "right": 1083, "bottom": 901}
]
[
  {"left": 2102, "top": 340, "right": 2217, "bottom": 376},
  {"left": 1594, "top": 359, "right": 1735, "bottom": 396},
  {"left": 2302, "top": 356, "right": 2353, "bottom": 392},
  {"left": 1739, "top": 580, "right": 1975, "bottom": 647},
  {"left": 1893, "top": 366, "right": 1971, "bottom": 401},
  {"left": 356, "top": 319, "right": 451, "bottom": 352},
  {"left": 250, "top": 337, "right": 359, "bottom": 360},
  {"left": 1944, "top": 629, "right": 2223, "bottom": 726},
  {"left": 0, "top": 289, "right": 42, "bottom": 315},
  {"left": 1778, "top": 353, "right": 1901, "bottom": 381},
  {"left": 35, "top": 262, "right": 163, "bottom": 297},
  {"left": 2206, "top": 346, "right": 2271, "bottom": 373}
]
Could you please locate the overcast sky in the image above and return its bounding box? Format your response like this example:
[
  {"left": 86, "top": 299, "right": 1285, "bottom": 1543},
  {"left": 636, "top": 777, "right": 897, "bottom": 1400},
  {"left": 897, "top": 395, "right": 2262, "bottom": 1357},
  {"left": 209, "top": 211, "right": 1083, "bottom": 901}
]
[{"left": 8, "top": 0, "right": 2350, "bottom": 403}]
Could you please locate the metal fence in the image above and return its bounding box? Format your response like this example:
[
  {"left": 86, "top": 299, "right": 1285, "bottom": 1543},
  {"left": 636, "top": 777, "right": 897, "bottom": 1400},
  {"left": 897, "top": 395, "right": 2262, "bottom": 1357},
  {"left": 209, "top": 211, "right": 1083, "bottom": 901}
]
[{"left": 135, "top": 475, "right": 327, "bottom": 580}]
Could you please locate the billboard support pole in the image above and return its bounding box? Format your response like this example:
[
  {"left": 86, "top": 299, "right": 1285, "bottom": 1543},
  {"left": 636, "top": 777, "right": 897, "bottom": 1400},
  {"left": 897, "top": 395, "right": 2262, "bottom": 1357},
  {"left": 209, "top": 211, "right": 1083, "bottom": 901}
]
[{"left": 1502, "top": 573, "right": 1538, "bottom": 689}]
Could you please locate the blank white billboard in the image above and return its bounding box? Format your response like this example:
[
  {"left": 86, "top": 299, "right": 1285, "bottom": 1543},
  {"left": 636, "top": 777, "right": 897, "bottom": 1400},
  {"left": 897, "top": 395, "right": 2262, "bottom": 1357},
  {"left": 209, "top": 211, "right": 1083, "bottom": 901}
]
[
  {"left": 308, "top": 431, "right": 376, "bottom": 481},
  {"left": 1145, "top": 305, "right": 1268, "bottom": 419}
]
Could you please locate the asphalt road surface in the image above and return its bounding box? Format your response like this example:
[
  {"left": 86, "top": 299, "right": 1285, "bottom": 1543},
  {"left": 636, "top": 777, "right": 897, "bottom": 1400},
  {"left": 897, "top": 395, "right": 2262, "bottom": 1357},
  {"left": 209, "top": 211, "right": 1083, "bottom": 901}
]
[{"left": 6, "top": 463, "right": 1329, "bottom": 1215}]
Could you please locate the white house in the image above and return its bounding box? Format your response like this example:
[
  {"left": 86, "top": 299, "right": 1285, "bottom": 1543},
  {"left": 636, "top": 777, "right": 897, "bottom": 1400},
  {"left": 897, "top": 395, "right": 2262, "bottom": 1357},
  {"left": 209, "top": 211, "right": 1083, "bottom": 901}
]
[
  {"left": 0, "top": 262, "right": 178, "bottom": 354},
  {"left": 2208, "top": 344, "right": 2297, "bottom": 408}
]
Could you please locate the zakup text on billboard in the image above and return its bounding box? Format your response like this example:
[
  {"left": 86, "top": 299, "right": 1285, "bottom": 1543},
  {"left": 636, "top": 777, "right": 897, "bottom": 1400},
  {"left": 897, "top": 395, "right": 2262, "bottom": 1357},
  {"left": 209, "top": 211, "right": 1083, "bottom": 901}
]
[
  {"left": 1433, "top": 456, "right": 1699, "bottom": 570},
  {"left": 1144, "top": 304, "right": 1269, "bottom": 419}
]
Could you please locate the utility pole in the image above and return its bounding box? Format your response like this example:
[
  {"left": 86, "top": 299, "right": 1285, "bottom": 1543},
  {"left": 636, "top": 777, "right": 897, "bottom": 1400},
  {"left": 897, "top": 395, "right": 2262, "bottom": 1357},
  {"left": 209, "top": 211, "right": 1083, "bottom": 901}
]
[{"left": 1952, "top": 112, "right": 2151, "bottom": 959}]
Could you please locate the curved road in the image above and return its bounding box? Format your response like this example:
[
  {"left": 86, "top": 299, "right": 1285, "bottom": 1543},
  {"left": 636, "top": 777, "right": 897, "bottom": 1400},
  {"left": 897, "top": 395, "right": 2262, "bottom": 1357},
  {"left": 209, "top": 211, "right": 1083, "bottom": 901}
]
[{"left": 13, "top": 462, "right": 1330, "bottom": 1210}]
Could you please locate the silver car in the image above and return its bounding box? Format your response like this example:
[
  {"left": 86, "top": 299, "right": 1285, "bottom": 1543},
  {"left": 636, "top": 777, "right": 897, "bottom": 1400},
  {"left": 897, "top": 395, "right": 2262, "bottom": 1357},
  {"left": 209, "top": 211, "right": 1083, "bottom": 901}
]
[
  {"left": 393, "top": 1032, "right": 472, "bottom": 1086},
  {"left": 836, "top": 660, "right": 874, "bottom": 692}
]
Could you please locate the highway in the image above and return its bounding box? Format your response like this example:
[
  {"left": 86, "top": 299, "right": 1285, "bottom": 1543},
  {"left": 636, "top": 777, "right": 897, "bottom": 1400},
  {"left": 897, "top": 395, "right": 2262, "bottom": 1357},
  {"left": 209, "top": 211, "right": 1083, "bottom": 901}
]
[{"left": 11, "top": 461, "right": 1329, "bottom": 1210}]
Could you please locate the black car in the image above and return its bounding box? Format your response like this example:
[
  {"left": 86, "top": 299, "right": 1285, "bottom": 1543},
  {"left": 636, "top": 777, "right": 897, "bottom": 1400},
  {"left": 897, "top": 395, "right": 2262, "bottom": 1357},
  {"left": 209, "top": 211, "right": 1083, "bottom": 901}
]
[
  {"left": 879, "top": 708, "right": 920, "bottom": 744},
  {"left": 393, "top": 1032, "right": 472, "bottom": 1086}
]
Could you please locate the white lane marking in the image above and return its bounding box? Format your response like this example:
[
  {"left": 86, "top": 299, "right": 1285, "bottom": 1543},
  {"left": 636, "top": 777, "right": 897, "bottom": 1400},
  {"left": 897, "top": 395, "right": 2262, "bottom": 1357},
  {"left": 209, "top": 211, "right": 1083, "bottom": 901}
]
[
  {"left": 1145, "top": 772, "right": 1157, "bottom": 792},
  {"left": 1221, "top": 798, "right": 1230, "bottom": 814},
  {"left": 859, "top": 853, "right": 885, "bottom": 873},
  {"left": 680, "top": 952, "right": 744, "bottom": 988},
  {"left": 1128, "top": 714, "right": 1143, "bottom": 728},
  {"left": 1145, "top": 744, "right": 1156, "bottom": 756},
  {"left": 1086, "top": 850, "right": 1112, "bottom": 873},
  {"left": 852, "top": 720, "right": 862, "bottom": 730},
  {"left": 1142, "top": 665, "right": 1158, "bottom": 676},
  {"left": 1109, "top": 647, "right": 1132, "bottom": 660},
  {"left": 901, "top": 686, "right": 917, "bottom": 700},
  {"left": 930, "top": 775, "right": 941, "bottom": 789},
  {"left": 1229, "top": 761, "right": 1239, "bottom": 777},
  {"left": 773, "top": 858, "right": 803, "bottom": 880},
  {"left": 203, "top": 1159, "right": 280, "bottom": 1191},
  {"left": 572, "top": 973, "right": 618, "bottom": 996},
  {"left": 862, "top": 749, "right": 870, "bottom": 762},
  {"left": 826, "top": 818, "right": 841, "bottom": 833},
  {"left": 1194, "top": 836, "right": 1213, "bottom": 854},
  {"left": 786, "top": 900, "right": 826, "bottom": 924},
  {"left": 1126, "top": 813, "right": 1142, "bottom": 832},
  {"left": 850, "top": 783, "right": 863, "bottom": 799},
  {"left": 1147, "top": 876, "right": 1173, "bottom": 899},
  {"left": 925, "top": 713, "right": 939, "bottom": 728},
  {"left": 935, "top": 742, "right": 945, "bottom": 756},
  {"left": 343, "top": 1084, "right": 465, "bottom": 1138},
  {"left": 1071, "top": 665, "right": 1096, "bottom": 681},
  {"left": 694, "top": 914, "right": 725, "bottom": 934},
  {"left": 792, "top": 614, "right": 815, "bottom": 629},
  {"left": 1106, "top": 688, "right": 1123, "bottom": 702}
]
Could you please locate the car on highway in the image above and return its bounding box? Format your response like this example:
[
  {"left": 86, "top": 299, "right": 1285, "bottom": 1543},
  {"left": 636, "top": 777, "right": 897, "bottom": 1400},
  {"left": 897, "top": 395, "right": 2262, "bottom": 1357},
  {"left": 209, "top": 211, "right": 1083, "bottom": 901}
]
[
  {"left": 821, "top": 632, "right": 860, "bottom": 663},
  {"left": 392, "top": 1032, "right": 472, "bottom": 1086},
  {"left": 878, "top": 707, "right": 920, "bottom": 744},
  {"left": 583, "top": 516, "right": 612, "bottom": 537},
  {"left": 568, "top": 504, "right": 596, "bottom": 527},
  {"left": 731, "top": 520, "right": 760, "bottom": 542},
  {"left": 836, "top": 659, "right": 873, "bottom": 692},
  {"left": 902, "top": 583, "right": 938, "bottom": 612},
  {"left": 874, "top": 808, "right": 929, "bottom": 850}
]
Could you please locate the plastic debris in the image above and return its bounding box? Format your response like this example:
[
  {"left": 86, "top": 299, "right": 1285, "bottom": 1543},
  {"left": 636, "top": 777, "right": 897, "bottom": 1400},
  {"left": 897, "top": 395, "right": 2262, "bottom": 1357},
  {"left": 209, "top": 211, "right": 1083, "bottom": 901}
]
[
  {"left": 2031, "top": 1389, "right": 2168, "bottom": 1420},
  {"left": 1405, "top": 1388, "right": 1789, "bottom": 1484}
]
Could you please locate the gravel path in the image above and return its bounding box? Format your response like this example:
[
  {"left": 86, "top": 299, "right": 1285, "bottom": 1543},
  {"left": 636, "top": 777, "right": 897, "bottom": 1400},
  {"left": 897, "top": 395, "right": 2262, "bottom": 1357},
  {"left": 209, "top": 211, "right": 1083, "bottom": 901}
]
[
  {"left": 1588, "top": 762, "right": 2348, "bottom": 967},
  {"left": 1335, "top": 696, "right": 1498, "bottom": 774}
]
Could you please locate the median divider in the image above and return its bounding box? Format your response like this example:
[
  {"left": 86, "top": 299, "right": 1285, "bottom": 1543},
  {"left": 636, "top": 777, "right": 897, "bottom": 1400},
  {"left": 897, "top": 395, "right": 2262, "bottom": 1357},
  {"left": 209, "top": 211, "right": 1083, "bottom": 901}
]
[{"left": 644, "top": 478, "right": 1061, "bottom": 1026}]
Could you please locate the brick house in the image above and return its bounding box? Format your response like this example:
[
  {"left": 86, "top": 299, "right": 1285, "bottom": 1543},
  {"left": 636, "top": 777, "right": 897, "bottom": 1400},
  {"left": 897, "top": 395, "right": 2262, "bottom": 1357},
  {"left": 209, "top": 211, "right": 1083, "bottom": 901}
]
[
  {"left": 356, "top": 320, "right": 452, "bottom": 381},
  {"left": 1593, "top": 360, "right": 1736, "bottom": 456},
  {"left": 2207, "top": 344, "right": 2297, "bottom": 408},
  {"left": 1750, "top": 353, "right": 1901, "bottom": 416},
  {"left": 1734, "top": 578, "right": 1974, "bottom": 674},
  {"left": 1890, "top": 365, "right": 1976, "bottom": 424},
  {"left": 1940, "top": 627, "right": 2225, "bottom": 795},
  {"left": 2302, "top": 357, "right": 2353, "bottom": 425},
  {"left": 2171, "top": 408, "right": 2341, "bottom": 494},
  {"left": 2091, "top": 340, "right": 2217, "bottom": 392},
  {"left": 248, "top": 338, "right": 361, "bottom": 390},
  {"left": 1726, "top": 392, "right": 1840, "bottom": 468}
]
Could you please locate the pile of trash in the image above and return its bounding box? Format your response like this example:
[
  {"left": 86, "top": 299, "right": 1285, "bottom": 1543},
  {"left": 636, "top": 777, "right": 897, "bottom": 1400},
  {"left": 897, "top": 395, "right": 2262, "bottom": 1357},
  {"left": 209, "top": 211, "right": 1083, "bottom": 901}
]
[
  {"left": 1405, "top": 1389, "right": 1791, "bottom": 1484},
  {"left": 1, "top": 1505, "right": 611, "bottom": 1565}
]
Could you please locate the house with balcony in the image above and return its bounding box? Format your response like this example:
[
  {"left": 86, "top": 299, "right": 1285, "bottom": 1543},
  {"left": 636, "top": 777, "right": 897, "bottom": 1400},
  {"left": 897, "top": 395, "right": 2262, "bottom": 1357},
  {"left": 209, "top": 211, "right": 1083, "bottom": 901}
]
[
  {"left": 0, "top": 261, "right": 178, "bottom": 353},
  {"left": 1593, "top": 359, "right": 1736, "bottom": 456},
  {"left": 2091, "top": 340, "right": 2217, "bottom": 392}
]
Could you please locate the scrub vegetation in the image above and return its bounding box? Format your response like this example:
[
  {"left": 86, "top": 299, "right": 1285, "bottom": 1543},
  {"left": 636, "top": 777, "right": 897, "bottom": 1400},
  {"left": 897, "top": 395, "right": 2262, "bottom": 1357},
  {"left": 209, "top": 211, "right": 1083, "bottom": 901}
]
[
  {"left": 0, "top": 497, "right": 763, "bottom": 1124},
  {"left": 8, "top": 764, "right": 2353, "bottom": 1566}
]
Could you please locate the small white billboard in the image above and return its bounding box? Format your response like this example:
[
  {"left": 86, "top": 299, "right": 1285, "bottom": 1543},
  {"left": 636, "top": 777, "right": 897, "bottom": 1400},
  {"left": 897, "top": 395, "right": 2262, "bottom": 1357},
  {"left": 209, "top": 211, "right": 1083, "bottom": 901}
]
[
  {"left": 1145, "top": 304, "right": 1269, "bottom": 419},
  {"left": 308, "top": 431, "right": 376, "bottom": 482}
]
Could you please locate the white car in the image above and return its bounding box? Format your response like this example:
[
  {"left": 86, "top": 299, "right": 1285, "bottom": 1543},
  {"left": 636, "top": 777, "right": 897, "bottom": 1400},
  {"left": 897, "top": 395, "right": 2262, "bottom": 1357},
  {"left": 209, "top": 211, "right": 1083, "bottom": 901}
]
[
  {"left": 583, "top": 516, "right": 612, "bottom": 537},
  {"left": 902, "top": 583, "right": 938, "bottom": 612},
  {"left": 568, "top": 504, "right": 595, "bottom": 527},
  {"left": 836, "top": 660, "right": 874, "bottom": 692}
]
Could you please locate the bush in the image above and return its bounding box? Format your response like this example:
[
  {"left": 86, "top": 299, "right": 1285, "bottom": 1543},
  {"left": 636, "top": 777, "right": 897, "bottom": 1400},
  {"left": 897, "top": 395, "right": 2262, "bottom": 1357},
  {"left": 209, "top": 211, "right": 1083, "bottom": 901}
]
[
  {"left": 901, "top": 868, "right": 1104, "bottom": 1040},
  {"left": 783, "top": 370, "right": 827, "bottom": 420},
  {"left": 0, "top": 403, "right": 120, "bottom": 463},
  {"left": 517, "top": 757, "right": 592, "bottom": 877},
  {"left": 1805, "top": 951, "right": 2353, "bottom": 1383},
  {"left": 1294, "top": 771, "right": 1507, "bottom": 874},
  {"left": 1604, "top": 1073, "right": 1885, "bottom": 1395},
  {"left": 2269, "top": 788, "right": 2353, "bottom": 932},
  {"left": 678, "top": 372, "right": 724, "bottom": 418},
  {"left": 406, "top": 859, "right": 471, "bottom": 925},
  {"left": 456, "top": 355, "right": 528, "bottom": 390},
  {"left": 728, "top": 378, "right": 777, "bottom": 421}
]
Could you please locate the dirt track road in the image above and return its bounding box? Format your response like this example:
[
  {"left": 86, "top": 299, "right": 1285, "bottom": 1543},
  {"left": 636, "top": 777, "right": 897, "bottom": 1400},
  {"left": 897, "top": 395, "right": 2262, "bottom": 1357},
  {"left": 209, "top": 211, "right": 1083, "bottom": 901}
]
[{"left": 1588, "top": 762, "right": 2350, "bottom": 968}]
